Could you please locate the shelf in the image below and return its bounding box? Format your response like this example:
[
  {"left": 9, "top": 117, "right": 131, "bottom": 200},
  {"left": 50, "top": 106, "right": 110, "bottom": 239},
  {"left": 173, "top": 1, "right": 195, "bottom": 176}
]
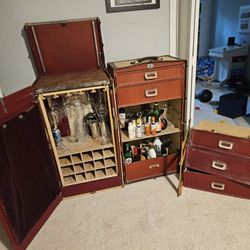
[
  {"left": 59, "top": 156, "right": 72, "bottom": 166},
  {"left": 76, "top": 173, "right": 86, "bottom": 182},
  {"left": 85, "top": 162, "right": 95, "bottom": 171},
  {"left": 57, "top": 137, "right": 114, "bottom": 157},
  {"left": 86, "top": 171, "right": 95, "bottom": 180},
  {"left": 106, "top": 167, "right": 117, "bottom": 176},
  {"left": 72, "top": 154, "right": 82, "bottom": 164},
  {"left": 74, "top": 164, "right": 84, "bottom": 173},
  {"left": 103, "top": 148, "right": 115, "bottom": 158},
  {"left": 61, "top": 166, "right": 74, "bottom": 177},
  {"left": 121, "top": 125, "right": 181, "bottom": 143},
  {"left": 93, "top": 150, "right": 103, "bottom": 160},
  {"left": 82, "top": 152, "right": 93, "bottom": 162},
  {"left": 95, "top": 169, "right": 106, "bottom": 178},
  {"left": 63, "top": 175, "right": 76, "bottom": 185},
  {"left": 95, "top": 160, "right": 105, "bottom": 170},
  {"left": 105, "top": 158, "right": 116, "bottom": 168}
]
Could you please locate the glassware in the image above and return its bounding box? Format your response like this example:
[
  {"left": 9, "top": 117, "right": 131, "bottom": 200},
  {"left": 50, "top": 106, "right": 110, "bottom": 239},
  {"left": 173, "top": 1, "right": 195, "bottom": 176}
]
[
  {"left": 64, "top": 101, "right": 77, "bottom": 143},
  {"left": 99, "top": 114, "right": 111, "bottom": 144}
]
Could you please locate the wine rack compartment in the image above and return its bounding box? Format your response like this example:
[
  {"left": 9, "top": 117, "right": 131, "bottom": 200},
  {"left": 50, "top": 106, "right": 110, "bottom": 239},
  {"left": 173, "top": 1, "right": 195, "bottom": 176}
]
[{"left": 38, "top": 85, "right": 119, "bottom": 187}]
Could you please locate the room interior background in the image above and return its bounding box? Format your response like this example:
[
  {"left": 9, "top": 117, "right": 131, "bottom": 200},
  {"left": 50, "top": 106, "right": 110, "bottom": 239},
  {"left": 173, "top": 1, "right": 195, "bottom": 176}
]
[{"left": 0, "top": 0, "right": 171, "bottom": 96}]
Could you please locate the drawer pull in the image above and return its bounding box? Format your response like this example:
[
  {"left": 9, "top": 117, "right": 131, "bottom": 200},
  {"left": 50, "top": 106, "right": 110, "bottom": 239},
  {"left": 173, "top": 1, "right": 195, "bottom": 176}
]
[
  {"left": 211, "top": 182, "right": 225, "bottom": 191},
  {"left": 212, "top": 160, "right": 227, "bottom": 171},
  {"left": 148, "top": 164, "right": 160, "bottom": 169},
  {"left": 145, "top": 71, "right": 157, "bottom": 80},
  {"left": 145, "top": 88, "right": 158, "bottom": 97},
  {"left": 218, "top": 140, "right": 234, "bottom": 150}
]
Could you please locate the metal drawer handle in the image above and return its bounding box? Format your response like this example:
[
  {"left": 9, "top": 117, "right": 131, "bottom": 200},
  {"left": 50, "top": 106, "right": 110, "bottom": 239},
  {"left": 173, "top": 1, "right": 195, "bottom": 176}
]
[
  {"left": 145, "top": 71, "right": 158, "bottom": 80},
  {"left": 145, "top": 88, "right": 158, "bottom": 97},
  {"left": 148, "top": 164, "right": 160, "bottom": 169},
  {"left": 218, "top": 140, "right": 234, "bottom": 150},
  {"left": 211, "top": 182, "right": 225, "bottom": 191},
  {"left": 212, "top": 160, "right": 227, "bottom": 171}
]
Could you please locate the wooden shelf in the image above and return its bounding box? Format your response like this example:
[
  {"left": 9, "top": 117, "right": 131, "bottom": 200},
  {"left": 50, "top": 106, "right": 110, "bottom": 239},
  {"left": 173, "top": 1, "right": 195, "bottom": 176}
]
[
  {"left": 57, "top": 137, "right": 114, "bottom": 157},
  {"left": 61, "top": 166, "right": 74, "bottom": 177},
  {"left": 121, "top": 125, "right": 181, "bottom": 143}
]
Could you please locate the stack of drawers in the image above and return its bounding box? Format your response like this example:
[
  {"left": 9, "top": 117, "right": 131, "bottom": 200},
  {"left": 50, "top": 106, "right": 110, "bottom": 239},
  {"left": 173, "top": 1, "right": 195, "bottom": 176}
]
[{"left": 184, "top": 120, "right": 250, "bottom": 199}]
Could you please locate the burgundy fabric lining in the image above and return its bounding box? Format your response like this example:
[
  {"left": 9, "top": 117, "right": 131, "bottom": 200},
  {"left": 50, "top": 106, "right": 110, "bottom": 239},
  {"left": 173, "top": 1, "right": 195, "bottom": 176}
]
[{"left": 0, "top": 105, "right": 60, "bottom": 243}]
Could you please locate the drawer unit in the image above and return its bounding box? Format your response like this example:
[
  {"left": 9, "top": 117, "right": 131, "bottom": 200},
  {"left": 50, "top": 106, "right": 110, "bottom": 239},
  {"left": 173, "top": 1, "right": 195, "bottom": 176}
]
[
  {"left": 184, "top": 120, "right": 250, "bottom": 199},
  {"left": 190, "top": 120, "right": 250, "bottom": 157},
  {"left": 114, "top": 64, "right": 184, "bottom": 87},
  {"left": 184, "top": 171, "right": 250, "bottom": 200},
  {"left": 117, "top": 78, "right": 183, "bottom": 107},
  {"left": 108, "top": 56, "right": 186, "bottom": 183},
  {"left": 186, "top": 146, "right": 250, "bottom": 185},
  {"left": 126, "top": 154, "right": 178, "bottom": 183}
]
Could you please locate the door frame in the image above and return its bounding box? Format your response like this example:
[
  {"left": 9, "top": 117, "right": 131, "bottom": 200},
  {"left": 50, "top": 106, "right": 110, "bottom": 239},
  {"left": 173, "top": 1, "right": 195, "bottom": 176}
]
[{"left": 174, "top": 0, "right": 200, "bottom": 128}]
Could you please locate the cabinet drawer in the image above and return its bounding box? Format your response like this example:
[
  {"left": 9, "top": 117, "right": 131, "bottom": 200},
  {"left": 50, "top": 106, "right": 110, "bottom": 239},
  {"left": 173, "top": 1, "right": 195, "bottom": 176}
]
[
  {"left": 186, "top": 147, "right": 250, "bottom": 185},
  {"left": 125, "top": 154, "right": 178, "bottom": 183},
  {"left": 116, "top": 65, "right": 184, "bottom": 87},
  {"left": 184, "top": 170, "right": 250, "bottom": 199},
  {"left": 117, "top": 78, "right": 183, "bottom": 107},
  {"left": 190, "top": 129, "right": 250, "bottom": 158}
]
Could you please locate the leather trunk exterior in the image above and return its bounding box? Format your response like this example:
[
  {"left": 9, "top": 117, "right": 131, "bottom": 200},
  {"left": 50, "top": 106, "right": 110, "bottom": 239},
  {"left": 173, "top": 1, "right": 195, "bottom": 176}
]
[
  {"left": 185, "top": 123, "right": 250, "bottom": 199},
  {"left": 25, "top": 18, "right": 105, "bottom": 77},
  {"left": 107, "top": 57, "right": 185, "bottom": 108},
  {"left": 190, "top": 128, "right": 250, "bottom": 158},
  {"left": 186, "top": 146, "right": 250, "bottom": 185},
  {"left": 125, "top": 154, "right": 178, "bottom": 183},
  {"left": 184, "top": 171, "right": 250, "bottom": 200}
]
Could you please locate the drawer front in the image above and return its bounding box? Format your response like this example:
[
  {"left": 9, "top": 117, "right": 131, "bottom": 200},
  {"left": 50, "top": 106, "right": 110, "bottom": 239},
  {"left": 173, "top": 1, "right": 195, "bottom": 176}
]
[
  {"left": 117, "top": 78, "right": 183, "bottom": 107},
  {"left": 116, "top": 65, "right": 184, "bottom": 87},
  {"left": 191, "top": 129, "right": 250, "bottom": 158},
  {"left": 184, "top": 170, "right": 250, "bottom": 199},
  {"left": 125, "top": 154, "right": 178, "bottom": 183},
  {"left": 186, "top": 147, "right": 250, "bottom": 185}
]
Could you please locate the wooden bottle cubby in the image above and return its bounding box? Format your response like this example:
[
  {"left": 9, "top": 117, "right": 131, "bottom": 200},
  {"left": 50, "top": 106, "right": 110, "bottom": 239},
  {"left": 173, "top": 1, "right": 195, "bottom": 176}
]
[{"left": 38, "top": 85, "right": 119, "bottom": 187}]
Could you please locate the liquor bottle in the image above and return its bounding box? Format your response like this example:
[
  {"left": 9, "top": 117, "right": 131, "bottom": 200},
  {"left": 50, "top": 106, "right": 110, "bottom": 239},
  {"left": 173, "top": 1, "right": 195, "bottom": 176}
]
[
  {"left": 148, "top": 144, "right": 157, "bottom": 159},
  {"left": 153, "top": 137, "right": 163, "bottom": 157},
  {"left": 128, "top": 122, "right": 135, "bottom": 139},
  {"left": 153, "top": 103, "right": 160, "bottom": 122},
  {"left": 119, "top": 108, "right": 126, "bottom": 129},
  {"left": 150, "top": 116, "right": 157, "bottom": 135},
  {"left": 124, "top": 143, "right": 132, "bottom": 166},
  {"left": 133, "top": 146, "right": 140, "bottom": 162},
  {"left": 153, "top": 103, "right": 162, "bottom": 133}
]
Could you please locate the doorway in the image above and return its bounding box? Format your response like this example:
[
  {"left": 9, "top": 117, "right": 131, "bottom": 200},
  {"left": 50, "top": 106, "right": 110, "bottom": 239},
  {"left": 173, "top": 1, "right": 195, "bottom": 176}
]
[{"left": 194, "top": 0, "right": 250, "bottom": 127}]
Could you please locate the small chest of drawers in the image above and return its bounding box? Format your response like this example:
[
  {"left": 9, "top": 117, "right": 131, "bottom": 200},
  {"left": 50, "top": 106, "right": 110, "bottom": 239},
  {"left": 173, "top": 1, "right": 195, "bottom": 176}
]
[{"left": 184, "top": 120, "right": 250, "bottom": 199}]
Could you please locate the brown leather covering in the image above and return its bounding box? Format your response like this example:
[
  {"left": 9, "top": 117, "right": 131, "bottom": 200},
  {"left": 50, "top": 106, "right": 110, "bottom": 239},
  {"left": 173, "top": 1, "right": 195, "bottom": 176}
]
[
  {"left": 125, "top": 154, "right": 178, "bottom": 183},
  {"left": 184, "top": 171, "right": 250, "bottom": 199},
  {"left": 186, "top": 146, "right": 250, "bottom": 185},
  {"left": 0, "top": 104, "right": 60, "bottom": 243},
  {"left": 25, "top": 18, "right": 105, "bottom": 76},
  {"left": 190, "top": 128, "right": 250, "bottom": 158}
]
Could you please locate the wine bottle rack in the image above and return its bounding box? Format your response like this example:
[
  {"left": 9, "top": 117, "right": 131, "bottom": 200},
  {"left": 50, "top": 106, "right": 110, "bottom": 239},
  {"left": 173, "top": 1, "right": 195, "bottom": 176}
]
[
  {"left": 38, "top": 85, "right": 119, "bottom": 187},
  {"left": 59, "top": 146, "right": 117, "bottom": 186}
]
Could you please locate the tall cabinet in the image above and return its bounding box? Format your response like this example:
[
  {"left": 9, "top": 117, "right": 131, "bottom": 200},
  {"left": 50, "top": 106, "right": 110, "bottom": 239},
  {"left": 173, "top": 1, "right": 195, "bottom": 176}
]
[{"left": 108, "top": 56, "right": 186, "bottom": 183}]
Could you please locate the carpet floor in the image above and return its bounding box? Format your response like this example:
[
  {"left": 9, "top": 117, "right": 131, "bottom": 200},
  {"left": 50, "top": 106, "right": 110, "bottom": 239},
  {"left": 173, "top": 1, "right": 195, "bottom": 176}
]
[{"left": 1, "top": 175, "right": 250, "bottom": 250}]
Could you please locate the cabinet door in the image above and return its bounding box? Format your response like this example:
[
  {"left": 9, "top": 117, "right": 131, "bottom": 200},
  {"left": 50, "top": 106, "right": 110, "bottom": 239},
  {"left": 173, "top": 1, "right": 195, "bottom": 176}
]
[{"left": 0, "top": 87, "right": 61, "bottom": 249}]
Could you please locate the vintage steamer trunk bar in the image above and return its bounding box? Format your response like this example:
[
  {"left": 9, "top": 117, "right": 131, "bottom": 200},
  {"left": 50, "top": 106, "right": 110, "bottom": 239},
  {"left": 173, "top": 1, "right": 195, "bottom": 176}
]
[
  {"left": 0, "top": 17, "right": 123, "bottom": 249},
  {"left": 184, "top": 121, "right": 250, "bottom": 199},
  {"left": 107, "top": 56, "right": 186, "bottom": 183}
]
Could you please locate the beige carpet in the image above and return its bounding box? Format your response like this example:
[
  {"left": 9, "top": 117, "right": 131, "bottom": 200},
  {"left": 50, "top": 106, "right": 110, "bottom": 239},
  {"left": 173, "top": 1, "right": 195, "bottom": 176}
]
[{"left": 1, "top": 175, "right": 250, "bottom": 250}]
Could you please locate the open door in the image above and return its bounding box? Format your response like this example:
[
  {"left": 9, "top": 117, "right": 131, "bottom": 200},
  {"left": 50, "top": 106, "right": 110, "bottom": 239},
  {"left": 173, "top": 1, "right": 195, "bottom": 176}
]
[
  {"left": 0, "top": 87, "right": 62, "bottom": 250},
  {"left": 178, "top": 0, "right": 200, "bottom": 127}
]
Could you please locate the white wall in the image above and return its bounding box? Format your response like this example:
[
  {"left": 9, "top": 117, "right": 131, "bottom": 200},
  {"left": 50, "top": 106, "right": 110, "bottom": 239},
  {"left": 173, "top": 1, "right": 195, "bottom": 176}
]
[
  {"left": 0, "top": 0, "right": 170, "bottom": 95},
  {"left": 198, "top": 0, "right": 213, "bottom": 57}
]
